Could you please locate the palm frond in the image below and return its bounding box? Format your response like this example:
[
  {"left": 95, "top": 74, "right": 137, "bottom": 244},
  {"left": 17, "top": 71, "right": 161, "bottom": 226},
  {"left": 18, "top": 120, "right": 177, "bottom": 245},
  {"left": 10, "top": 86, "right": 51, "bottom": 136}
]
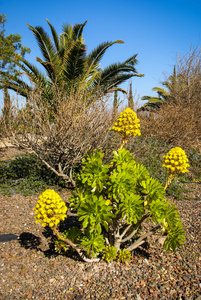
[
  {"left": 141, "top": 96, "right": 151, "bottom": 101},
  {"left": 98, "top": 60, "right": 140, "bottom": 86},
  {"left": 87, "top": 40, "right": 124, "bottom": 69},
  {"left": 72, "top": 21, "right": 87, "bottom": 40},
  {"left": 101, "top": 74, "right": 135, "bottom": 93},
  {"left": 27, "top": 24, "right": 56, "bottom": 63},
  {"left": 62, "top": 41, "right": 87, "bottom": 90},
  {"left": 1, "top": 56, "right": 46, "bottom": 85},
  {"left": 16, "top": 57, "right": 48, "bottom": 85},
  {"left": 46, "top": 19, "right": 60, "bottom": 53},
  {"left": 145, "top": 97, "right": 166, "bottom": 104},
  {"left": 62, "top": 23, "right": 74, "bottom": 39},
  {"left": 123, "top": 54, "right": 138, "bottom": 67},
  {"left": 35, "top": 57, "right": 57, "bottom": 82},
  {"left": 109, "top": 87, "right": 127, "bottom": 94},
  {"left": 152, "top": 87, "right": 169, "bottom": 97}
]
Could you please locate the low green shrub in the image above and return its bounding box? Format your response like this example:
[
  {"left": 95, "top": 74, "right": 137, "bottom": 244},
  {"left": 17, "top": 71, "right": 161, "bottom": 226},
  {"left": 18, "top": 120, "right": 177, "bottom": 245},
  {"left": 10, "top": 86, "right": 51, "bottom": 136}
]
[{"left": 0, "top": 153, "right": 66, "bottom": 196}]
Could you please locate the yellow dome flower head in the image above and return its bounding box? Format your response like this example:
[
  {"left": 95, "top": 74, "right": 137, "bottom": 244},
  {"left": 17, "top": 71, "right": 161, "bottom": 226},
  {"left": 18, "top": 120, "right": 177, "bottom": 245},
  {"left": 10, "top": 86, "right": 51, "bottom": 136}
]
[
  {"left": 110, "top": 108, "right": 141, "bottom": 139},
  {"left": 34, "top": 189, "right": 67, "bottom": 228},
  {"left": 162, "top": 147, "right": 190, "bottom": 176}
]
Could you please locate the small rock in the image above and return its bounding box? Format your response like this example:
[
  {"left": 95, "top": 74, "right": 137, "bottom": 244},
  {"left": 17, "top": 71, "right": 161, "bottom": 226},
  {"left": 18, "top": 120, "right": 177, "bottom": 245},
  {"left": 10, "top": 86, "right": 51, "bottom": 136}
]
[
  {"left": 160, "top": 286, "right": 165, "bottom": 292},
  {"left": 182, "top": 275, "right": 191, "bottom": 282},
  {"left": 177, "top": 281, "right": 183, "bottom": 287},
  {"left": 49, "top": 278, "right": 56, "bottom": 284},
  {"left": 75, "top": 295, "right": 83, "bottom": 300},
  {"left": 143, "top": 258, "right": 149, "bottom": 265},
  {"left": 158, "top": 236, "right": 166, "bottom": 246},
  {"left": 157, "top": 264, "right": 163, "bottom": 270},
  {"left": 136, "top": 294, "right": 143, "bottom": 300}
]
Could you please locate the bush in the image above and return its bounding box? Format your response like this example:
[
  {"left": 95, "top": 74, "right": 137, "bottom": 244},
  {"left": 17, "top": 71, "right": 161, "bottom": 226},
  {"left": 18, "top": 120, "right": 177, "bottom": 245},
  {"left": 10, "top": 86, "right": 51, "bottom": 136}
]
[
  {"left": 138, "top": 47, "right": 201, "bottom": 151},
  {"left": 3, "top": 84, "right": 113, "bottom": 188},
  {"left": 34, "top": 108, "right": 186, "bottom": 263},
  {"left": 139, "top": 101, "right": 201, "bottom": 151}
]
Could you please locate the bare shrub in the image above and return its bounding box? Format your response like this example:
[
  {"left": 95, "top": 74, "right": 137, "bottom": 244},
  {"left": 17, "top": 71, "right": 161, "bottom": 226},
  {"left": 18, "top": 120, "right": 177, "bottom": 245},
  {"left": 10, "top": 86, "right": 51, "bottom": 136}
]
[
  {"left": 7, "top": 85, "right": 113, "bottom": 187},
  {"left": 139, "top": 100, "right": 201, "bottom": 151},
  {"left": 174, "top": 47, "right": 201, "bottom": 105},
  {"left": 138, "top": 47, "right": 201, "bottom": 152}
]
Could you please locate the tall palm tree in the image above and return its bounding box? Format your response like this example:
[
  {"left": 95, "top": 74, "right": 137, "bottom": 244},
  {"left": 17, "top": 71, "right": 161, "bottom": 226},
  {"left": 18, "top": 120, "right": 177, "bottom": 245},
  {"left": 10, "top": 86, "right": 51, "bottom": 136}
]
[{"left": 0, "top": 19, "right": 143, "bottom": 104}]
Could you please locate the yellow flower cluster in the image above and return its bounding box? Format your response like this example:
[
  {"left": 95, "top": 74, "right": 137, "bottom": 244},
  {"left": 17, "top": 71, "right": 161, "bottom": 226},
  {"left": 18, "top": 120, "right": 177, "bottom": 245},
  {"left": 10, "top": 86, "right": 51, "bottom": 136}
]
[
  {"left": 34, "top": 189, "right": 67, "bottom": 228},
  {"left": 162, "top": 147, "right": 190, "bottom": 175},
  {"left": 110, "top": 108, "right": 141, "bottom": 138}
]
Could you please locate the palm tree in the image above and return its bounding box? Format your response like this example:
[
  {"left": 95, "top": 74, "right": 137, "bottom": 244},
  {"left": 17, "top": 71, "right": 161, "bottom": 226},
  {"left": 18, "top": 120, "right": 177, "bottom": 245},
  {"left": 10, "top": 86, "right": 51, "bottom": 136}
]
[
  {"left": 0, "top": 19, "right": 143, "bottom": 104},
  {"left": 140, "top": 66, "right": 177, "bottom": 111},
  {"left": 140, "top": 87, "right": 170, "bottom": 110}
]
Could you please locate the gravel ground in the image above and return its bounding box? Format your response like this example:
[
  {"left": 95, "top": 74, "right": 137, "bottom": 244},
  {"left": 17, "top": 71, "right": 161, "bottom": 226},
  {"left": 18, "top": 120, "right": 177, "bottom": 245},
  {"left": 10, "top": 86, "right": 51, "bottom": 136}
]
[{"left": 0, "top": 185, "right": 201, "bottom": 300}]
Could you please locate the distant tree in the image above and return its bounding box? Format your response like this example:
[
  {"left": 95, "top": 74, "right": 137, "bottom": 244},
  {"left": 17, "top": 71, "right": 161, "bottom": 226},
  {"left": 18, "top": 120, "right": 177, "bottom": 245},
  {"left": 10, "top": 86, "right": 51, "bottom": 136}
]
[
  {"left": 128, "top": 82, "right": 134, "bottom": 110},
  {"left": 112, "top": 87, "right": 118, "bottom": 121},
  {"left": 1, "top": 88, "right": 11, "bottom": 132},
  {"left": 0, "top": 14, "right": 30, "bottom": 81},
  {"left": 139, "top": 49, "right": 201, "bottom": 150},
  {"left": 0, "top": 14, "right": 30, "bottom": 133},
  {"left": 141, "top": 88, "right": 169, "bottom": 111},
  {"left": 140, "top": 66, "right": 178, "bottom": 111},
  {"left": 173, "top": 47, "right": 201, "bottom": 105},
  {"left": 141, "top": 49, "right": 201, "bottom": 112}
]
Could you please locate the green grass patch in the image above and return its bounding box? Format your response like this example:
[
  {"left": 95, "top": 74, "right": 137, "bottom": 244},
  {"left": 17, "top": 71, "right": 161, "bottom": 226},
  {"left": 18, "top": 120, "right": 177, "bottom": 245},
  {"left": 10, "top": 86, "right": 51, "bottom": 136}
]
[{"left": 0, "top": 153, "right": 66, "bottom": 196}]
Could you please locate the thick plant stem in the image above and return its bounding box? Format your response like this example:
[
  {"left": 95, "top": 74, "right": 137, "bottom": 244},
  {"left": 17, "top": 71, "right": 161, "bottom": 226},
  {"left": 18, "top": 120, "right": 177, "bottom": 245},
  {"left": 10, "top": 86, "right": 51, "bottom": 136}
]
[
  {"left": 120, "top": 142, "right": 124, "bottom": 149},
  {"left": 121, "top": 214, "right": 149, "bottom": 243},
  {"left": 164, "top": 174, "right": 174, "bottom": 190},
  {"left": 126, "top": 224, "right": 161, "bottom": 251},
  {"left": 120, "top": 224, "right": 132, "bottom": 241},
  {"left": 53, "top": 228, "right": 100, "bottom": 263},
  {"left": 113, "top": 214, "right": 149, "bottom": 250},
  {"left": 120, "top": 137, "right": 127, "bottom": 149},
  {"left": 113, "top": 225, "right": 121, "bottom": 251}
]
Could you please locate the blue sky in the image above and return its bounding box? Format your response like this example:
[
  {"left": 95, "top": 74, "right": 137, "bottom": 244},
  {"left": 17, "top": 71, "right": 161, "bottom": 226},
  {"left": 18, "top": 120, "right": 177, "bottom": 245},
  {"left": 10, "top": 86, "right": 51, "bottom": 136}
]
[{"left": 0, "top": 0, "right": 201, "bottom": 107}]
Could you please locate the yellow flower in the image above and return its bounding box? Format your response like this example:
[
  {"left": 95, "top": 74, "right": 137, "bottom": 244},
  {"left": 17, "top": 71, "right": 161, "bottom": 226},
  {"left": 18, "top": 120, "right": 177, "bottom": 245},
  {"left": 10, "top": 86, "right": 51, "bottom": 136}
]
[
  {"left": 110, "top": 108, "right": 141, "bottom": 139},
  {"left": 34, "top": 189, "right": 67, "bottom": 228},
  {"left": 162, "top": 147, "right": 189, "bottom": 176},
  {"left": 105, "top": 200, "right": 110, "bottom": 206}
]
